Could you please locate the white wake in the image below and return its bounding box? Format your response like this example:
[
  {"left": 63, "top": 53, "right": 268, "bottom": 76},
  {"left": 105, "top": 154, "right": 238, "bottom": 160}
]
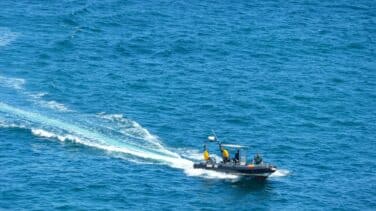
[
  {"left": 0, "top": 27, "right": 18, "bottom": 47},
  {"left": 0, "top": 74, "right": 71, "bottom": 112},
  {"left": 0, "top": 102, "right": 237, "bottom": 180}
]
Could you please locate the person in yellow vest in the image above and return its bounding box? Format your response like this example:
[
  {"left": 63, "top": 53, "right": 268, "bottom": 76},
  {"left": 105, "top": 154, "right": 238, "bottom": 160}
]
[
  {"left": 221, "top": 146, "right": 230, "bottom": 163},
  {"left": 203, "top": 145, "right": 210, "bottom": 162}
]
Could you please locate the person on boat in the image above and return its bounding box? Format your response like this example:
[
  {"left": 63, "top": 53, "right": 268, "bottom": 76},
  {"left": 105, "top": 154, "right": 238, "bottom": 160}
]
[
  {"left": 254, "top": 153, "right": 263, "bottom": 165},
  {"left": 203, "top": 145, "right": 210, "bottom": 162},
  {"left": 234, "top": 149, "right": 240, "bottom": 163},
  {"left": 221, "top": 146, "right": 230, "bottom": 163}
]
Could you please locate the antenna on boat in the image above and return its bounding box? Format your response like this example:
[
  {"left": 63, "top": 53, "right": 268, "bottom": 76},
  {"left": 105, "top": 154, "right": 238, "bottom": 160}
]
[
  {"left": 208, "top": 130, "right": 223, "bottom": 152},
  {"left": 208, "top": 130, "right": 218, "bottom": 142}
]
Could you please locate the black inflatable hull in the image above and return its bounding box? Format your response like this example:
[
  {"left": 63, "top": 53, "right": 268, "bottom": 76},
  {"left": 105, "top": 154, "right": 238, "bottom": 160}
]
[{"left": 193, "top": 162, "right": 276, "bottom": 178}]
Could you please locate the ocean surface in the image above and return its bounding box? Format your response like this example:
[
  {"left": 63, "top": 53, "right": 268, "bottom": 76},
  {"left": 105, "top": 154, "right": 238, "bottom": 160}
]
[{"left": 0, "top": 0, "right": 375, "bottom": 210}]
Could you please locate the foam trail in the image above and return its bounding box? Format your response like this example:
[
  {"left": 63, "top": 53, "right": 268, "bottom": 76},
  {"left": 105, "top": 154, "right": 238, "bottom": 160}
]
[
  {"left": 97, "top": 112, "right": 165, "bottom": 149},
  {"left": 31, "top": 128, "right": 81, "bottom": 142},
  {"left": 29, "top": 92, "right": 71, "bottom": 112},
  {"left": 0, "top": 102, "right": 237, "bottom": 179},
  {"left": 0, "top": 28, "right": 18, "bottom": 47},
  {"left": 270, "top": 169, "right": 290, "bottom": 177},
  {"left": 0, "top": 76, "right": 25, "bottom": 90},
  {"left": 0, "top": 103, "right": 179, "bottom": 161},
  {"left": 0, "top": 74, "right": 70, "bottom": 112}
]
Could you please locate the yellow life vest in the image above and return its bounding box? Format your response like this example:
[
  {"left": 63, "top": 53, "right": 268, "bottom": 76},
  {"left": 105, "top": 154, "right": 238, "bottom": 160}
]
[
  {"left": 222, "top": 149, "right": 229, "bottom": 159},
  {"left": 203, "top": 150, "right": 210, "bottom": 160}
]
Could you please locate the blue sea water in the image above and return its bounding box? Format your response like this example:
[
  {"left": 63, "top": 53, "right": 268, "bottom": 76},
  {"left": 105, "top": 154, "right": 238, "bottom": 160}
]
[{"left": 0, "top": 0, "right": 375, "bottom": 210}]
